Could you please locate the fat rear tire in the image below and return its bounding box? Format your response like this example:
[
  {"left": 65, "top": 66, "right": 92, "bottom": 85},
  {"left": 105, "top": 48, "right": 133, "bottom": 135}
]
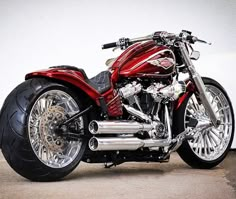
[
  {"left": 173, "top": 77, "right": 235, "bottom": 169},
  {"left": 0, "top": 78, "right": 87, "bottom": 181}
]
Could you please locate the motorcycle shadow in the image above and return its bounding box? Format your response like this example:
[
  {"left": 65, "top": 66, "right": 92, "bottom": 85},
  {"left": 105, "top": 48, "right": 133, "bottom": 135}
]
[{"left": 66, "top": 161, "right": 193, "bottom": 181}]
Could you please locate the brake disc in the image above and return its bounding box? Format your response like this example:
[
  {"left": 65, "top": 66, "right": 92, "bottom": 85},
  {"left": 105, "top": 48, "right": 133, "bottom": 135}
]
[{"left": 39, "top": 106, "right": 66, "bottom": 152}]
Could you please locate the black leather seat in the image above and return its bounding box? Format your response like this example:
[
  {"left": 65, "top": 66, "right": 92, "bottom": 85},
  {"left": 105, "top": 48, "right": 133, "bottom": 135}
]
[
  {"left": 89, "top": 71, "right": 112, "bottom": 93},
  {"left": 50, "top": 65, "right": 112, "bottom": 93}
]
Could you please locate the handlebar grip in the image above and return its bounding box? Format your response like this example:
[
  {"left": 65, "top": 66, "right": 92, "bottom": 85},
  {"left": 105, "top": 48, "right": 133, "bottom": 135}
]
[
  {"left": 186, "top": 35, "right": 196, "bottom": 44},
  {"left": 186, "top": 35, "right": 210, "bottom": 45},
  {"left": 102, "top": 42, "right": 117, "bottom": 49}
]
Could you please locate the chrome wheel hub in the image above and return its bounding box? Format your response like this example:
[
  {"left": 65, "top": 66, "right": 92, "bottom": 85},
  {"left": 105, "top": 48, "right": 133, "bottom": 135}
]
[
  {"left": 185, "top": 85, "right": 233, "bottom": 161},
  {"left": 39, "top": 106, "right": 66, "bottom": 152},
  {"left": 28, "top": 90, "right": 84, "bottom": 168}
]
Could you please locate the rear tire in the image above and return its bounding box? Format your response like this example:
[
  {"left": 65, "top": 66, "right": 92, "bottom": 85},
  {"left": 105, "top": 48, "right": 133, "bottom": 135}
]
[
  {"left": 174, "top": 77, "right": 234, "bottom": 169},
  {"left": 0, "top": 78, "right": 88, "bottom": 181}
]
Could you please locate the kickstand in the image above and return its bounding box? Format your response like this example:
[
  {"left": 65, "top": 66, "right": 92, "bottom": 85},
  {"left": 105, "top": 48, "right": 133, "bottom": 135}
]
[{"left": 104, "top": 162, "right": 116, "bottom": 169}]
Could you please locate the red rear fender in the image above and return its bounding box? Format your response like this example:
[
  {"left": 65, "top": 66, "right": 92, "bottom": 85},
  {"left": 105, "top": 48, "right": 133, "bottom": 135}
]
[{"left": 25, "top": 68, "right": 101, "bottom": 101}]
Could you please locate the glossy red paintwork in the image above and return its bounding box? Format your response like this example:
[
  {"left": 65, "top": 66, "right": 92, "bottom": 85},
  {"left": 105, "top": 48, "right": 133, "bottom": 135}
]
[
  {"left": 26, "top": 41, "right": 182, "bottom": 117},
  {"left": 111, "top": 42, "right": 142, "bottom": 83},
  {"left": 26, "top": 68, "right": 123, "bottom": 116},
  {"left": 26, "top": 68, "right": 101, "bottom": 103},
  {"left": 102, "top": 89, "right": 123, "bottom": 116},
  {"left": 175, "top": 80, "right": 196, "bottom": 110},
  {"left": 111, "top": 41, "right": 175, "bottom": 82}
]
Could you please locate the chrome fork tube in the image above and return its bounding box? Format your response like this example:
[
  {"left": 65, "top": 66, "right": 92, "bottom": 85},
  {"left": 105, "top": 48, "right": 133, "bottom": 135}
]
[
  {"left": 165, "top": 105, "right": 172, "bottom": 141},
  {"left": 178, "top": 42, "right": 219, "bottom": 127}
]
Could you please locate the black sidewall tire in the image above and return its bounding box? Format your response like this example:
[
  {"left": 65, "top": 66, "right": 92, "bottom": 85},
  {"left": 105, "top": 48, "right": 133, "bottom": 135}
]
[
  {"left": 1, "top": 78, "right": 88, "bottom": 181},
  {"left": 173, "top": 77, "right": 235, "bottom": 169}
]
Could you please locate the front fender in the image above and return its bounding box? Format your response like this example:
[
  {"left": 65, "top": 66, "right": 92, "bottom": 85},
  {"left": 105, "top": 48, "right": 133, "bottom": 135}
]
[{"left": 25, "top": 68, "right": 101, "bottom": 102}]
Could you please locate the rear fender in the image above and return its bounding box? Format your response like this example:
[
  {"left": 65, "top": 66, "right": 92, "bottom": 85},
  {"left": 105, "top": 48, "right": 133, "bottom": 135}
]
[{"left": 25, "top": 68, "right": 101, "bottom": 104}]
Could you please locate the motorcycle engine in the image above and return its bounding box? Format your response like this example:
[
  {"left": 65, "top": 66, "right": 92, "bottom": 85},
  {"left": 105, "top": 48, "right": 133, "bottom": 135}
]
[
  {"left": 146, "top": 80, "right": 186, "bottom": 102},
  {"left": 119, "top": 80, "right": 186, "bottom": 104},
  {"left": 119, "top": 80, "right": 186, "bottom": 139}
]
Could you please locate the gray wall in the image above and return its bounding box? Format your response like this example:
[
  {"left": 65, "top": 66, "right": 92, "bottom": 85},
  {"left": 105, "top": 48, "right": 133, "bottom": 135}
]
[{"left": 0, "top": 0, "right": 235, "bottom": 147}]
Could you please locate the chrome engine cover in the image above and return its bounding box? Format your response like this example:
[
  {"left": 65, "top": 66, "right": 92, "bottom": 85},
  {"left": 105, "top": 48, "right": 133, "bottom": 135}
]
[
  {"left": 146, "top": 80, "right": 186, "bottom": 101},
  {"left": 119, "top": 81, "right": 142, "bottom": 99}
]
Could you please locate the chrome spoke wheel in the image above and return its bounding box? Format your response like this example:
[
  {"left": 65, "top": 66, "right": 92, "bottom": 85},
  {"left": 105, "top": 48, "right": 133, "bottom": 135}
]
[
  {"left": 185, "top": 85, "right": 233, "bottom": 161},
  {"left": 28, "top": 90, "right": 84, "bottom": 168}
]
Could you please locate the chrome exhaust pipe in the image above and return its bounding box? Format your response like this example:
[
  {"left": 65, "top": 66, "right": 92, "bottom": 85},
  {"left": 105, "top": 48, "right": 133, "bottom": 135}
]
[
  {"left": 89, "top": 120, "right": 153, "bottom": 135},
  {"left": 89, "top": 137, "right": 170, "bottom": 151}
]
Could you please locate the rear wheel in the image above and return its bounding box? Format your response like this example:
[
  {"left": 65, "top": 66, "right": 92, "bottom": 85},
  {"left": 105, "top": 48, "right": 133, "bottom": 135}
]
[
  {"left": 174, "top": 77, "right": 234, "bottom": 169},
  {"left": 0, "top": 78, "right": 87, "bottom": 181}
]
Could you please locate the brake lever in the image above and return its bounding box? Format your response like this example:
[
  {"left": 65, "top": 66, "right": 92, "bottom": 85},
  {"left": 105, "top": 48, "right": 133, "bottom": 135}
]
[
  {"left": 196, "top": 38, "right": 212, "bottom": 45},
  {"left": 192, "top": 36, "right": 212, "bottom": 45}
]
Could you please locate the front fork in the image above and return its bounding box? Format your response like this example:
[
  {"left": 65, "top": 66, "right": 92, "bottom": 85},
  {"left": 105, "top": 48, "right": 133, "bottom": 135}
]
[{"left": 179, "top": 42, "right": 220, "bottom": 127}]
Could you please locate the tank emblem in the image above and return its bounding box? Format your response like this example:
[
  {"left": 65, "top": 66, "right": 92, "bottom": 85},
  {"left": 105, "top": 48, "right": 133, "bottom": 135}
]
[{"left": 147, "top": 57, "right": 175, "bottom": 70}]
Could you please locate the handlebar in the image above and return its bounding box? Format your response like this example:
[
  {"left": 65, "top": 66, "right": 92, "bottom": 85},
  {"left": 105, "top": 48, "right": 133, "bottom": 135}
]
[
  {"left": 186, "top": 35, "right": 211, "bottom": 45},
  {"left": 102, "top": 42, "right": 117, "bottom": 49},
  {"left": 102, "top": 30, "right": 211, "bottom": 50}
]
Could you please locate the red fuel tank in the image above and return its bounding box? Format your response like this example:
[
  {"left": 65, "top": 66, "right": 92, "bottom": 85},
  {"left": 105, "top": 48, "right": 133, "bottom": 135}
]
[{"left": 111, "top": 41, "right": 176, "bottom": 79}]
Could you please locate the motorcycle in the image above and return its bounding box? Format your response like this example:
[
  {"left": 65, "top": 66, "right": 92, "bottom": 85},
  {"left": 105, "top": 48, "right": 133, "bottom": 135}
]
[{"left": 0, "top": 30, "right": 234, "bottom": 181}]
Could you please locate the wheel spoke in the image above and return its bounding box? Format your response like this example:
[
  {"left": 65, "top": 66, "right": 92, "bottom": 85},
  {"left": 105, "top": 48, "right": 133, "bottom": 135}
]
[
  {"left": 219, "top": 122, "right": 232, "bottom": 126},
  {"left": 38, "top": 144, "right": 43, "bottom": 159},
  {"left": 186, "top": 84, "right": 233, "bottom": 161},
  {"left": 203, "top": 133, "right": 208, "bottom": 156},
  {"left": 196, "top": 134, "right": 203, "bottom": 156},
  {"left": 192, "top": 134, "right": 200, "bottom": 149},
  {"left": 191, "top": 98, "right": 199, "bottom": 112},
  {"left": 188, "top": 101, "right": 198, "bottom": 113},
  {"left": 199, "top": 136, "right": 204, "bottom": 157},
  {"left": 205, "top": 133, "right": 213, "bottom": 153},
  {"left": 209, "top": 128, "right": 221, "bottom": 140},
  {"left": 208, "top": 131, "right": 218, "bottom": 146},
  {"left": 211, "top": 95, "right": 218, "bottom": 104},
  {"left": 207, "top": 133, "right": 216, "bottom": 152},
  {"left": 28, "top": 90, "right": 84, "bottom": 168},
  {"left": 216, "top": 106, "right": 230, "bottom": 113}
]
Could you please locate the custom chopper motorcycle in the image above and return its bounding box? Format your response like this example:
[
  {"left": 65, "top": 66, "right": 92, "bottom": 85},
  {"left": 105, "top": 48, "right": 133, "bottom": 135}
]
[{"left": 0, "top": 30, "right": 234, "bottom": 181}]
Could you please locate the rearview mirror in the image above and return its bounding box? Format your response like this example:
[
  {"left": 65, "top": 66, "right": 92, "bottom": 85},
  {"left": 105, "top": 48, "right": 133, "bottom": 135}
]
[{"left": 190, "top": 51, "right": 200, "bottom": 60}]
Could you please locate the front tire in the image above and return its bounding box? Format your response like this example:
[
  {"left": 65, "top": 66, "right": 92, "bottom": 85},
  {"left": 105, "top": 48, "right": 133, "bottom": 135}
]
[
  {"left": 174, "top": 77, "right": 234, "bottom": 169},
  {"left": 0, "top": 78, "right": 87, "bottom": 181}
]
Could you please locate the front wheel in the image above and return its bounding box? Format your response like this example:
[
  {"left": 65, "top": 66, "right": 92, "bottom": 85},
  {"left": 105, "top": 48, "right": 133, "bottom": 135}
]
[
  {"left": 0, "top": 78, "right": 88, "bottom": 181},
  {"left": 174, "top": 77, "right": 234, "bottom": 169}
]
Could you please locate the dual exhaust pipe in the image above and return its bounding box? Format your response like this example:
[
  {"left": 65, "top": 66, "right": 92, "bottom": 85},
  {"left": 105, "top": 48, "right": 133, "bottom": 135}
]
[
  {"left": 89, "top": 120, "right": 153, "bottom": 135},
  {"left": 88, "top": 120, "right": 169, "bottom": 151}
]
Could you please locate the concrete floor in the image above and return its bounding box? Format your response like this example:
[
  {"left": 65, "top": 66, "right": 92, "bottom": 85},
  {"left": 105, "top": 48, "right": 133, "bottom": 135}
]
[{"left": 0, "top": 150, "right": 235, "bottom": 199}]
